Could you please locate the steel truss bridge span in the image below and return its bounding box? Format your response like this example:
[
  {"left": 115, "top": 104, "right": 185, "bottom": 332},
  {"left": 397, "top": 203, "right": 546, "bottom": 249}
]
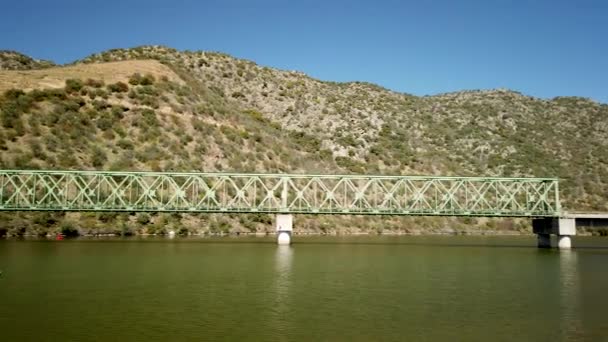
[{"left": 0, "top": 170, "right": 560, "bottom": 217}]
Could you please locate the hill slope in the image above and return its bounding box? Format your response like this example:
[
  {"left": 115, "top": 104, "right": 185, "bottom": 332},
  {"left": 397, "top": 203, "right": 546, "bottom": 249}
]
[{"left": 0, "top": 45, "right": 607, "bottom": 237}]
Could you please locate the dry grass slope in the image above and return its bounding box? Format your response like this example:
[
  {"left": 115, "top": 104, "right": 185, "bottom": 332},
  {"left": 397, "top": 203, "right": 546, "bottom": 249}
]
[{"left": 0, "top": 60, "right": 183, "bottom": 94}]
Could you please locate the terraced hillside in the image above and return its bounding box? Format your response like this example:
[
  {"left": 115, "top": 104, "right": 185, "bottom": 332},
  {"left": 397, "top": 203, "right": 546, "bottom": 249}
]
[{"left": 0, "top": 45, "right": 607, "bottom": 237}]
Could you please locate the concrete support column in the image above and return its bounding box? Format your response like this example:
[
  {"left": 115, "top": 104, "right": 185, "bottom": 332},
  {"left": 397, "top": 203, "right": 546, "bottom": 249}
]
[
  {"left": 558, "top": 235, "right": 572, "bottom": 249},
  {"left": 557, "top": 218, "right": 575, "bottom": 250},
  {"left": 537, "top": 233, "right": 551, "bottom": 248},
  {"left": 532, "top": 217, "right": 576, "bottom": 249},
  {"left": 275, "top": 214, "right": 293, "bottom": 245}
]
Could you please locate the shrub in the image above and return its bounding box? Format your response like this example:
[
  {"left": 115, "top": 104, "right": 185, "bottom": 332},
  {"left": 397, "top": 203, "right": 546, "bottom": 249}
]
[
  {"left": 96, "top": 88, "right": 109, "bottom": 99},
  {"left": 335, "top": 156, "right": 365, "bottom": 173},
  {"left": 96, "top": 114, "right": 113, "bottom": 131},
  {"left": 141, "top": 96, "right": 159, "bottom": 108},
  {"left": 60, "top": 220, "right": 80, "bottom": 237},
  {"left": 140, "top": 74, "right": 156, "bottom": 85},
  {"left": 32, "top": 88, "right": 67, "bottom": 101},
  {"left": 29, "top": 138, "right": 46, "bottom": 159},
  {"left": 91, "top": 147, "right": 107, "bottom": 167},
  {"left": 137, "top": 213, "right": 151, "bottom": 225},
  {"left": 117, "top": 138, "right": 134, "bottom": 150},
  {"left": 110, "top": 106, "right": 126, "bottom": 120},
  {"left": 128, "top": 73, "right": 142, "bottom": 85},
  {"left": 109, "top": 154, "right": 133, "bottom": 171},
  {"left": 1, "top": 101, "right": 23, "bottom": 129},
  {"left": 140, "top": 109, "right": 159, "bottom": 127},
  {"left": 97, "top": 212, "right": 118, "bottom": 223},
  {"left": 137, "top": 85, "right": 158, "bottom": 96},
  {"left": 107, "top": 82, "right": 129, "bottom": 93},
  {"left": 85, "top": 79, "right": 105, "bottom": 88},
  {"left": 92, "top": 100, "right": 110, "bottom": 111},
  {"left": 120, "top": 222, "right": 134, "bottom": 236},
  {"left": 129, "top": 73, "right": 155, "bottom": 86},
  {"left": 2, "top": 89, "right": 25, "bottom": 99},
  {"left": 65, "top": 79, "right": 83, "bottom": 93}
]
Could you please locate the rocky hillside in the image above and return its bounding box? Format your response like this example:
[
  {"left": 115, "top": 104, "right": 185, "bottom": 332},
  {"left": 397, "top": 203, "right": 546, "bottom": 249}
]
[
  {"left": 0, "top": 45, "right": 607, "bottom": 237},
  {"left": 0, "top": 50, "right": 55, "bottom": 70}
]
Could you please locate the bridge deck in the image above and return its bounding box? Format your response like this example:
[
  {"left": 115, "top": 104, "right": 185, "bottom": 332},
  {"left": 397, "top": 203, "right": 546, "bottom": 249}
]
[{"left": 565, "top": 212, "right": 608, "bottom": 219}]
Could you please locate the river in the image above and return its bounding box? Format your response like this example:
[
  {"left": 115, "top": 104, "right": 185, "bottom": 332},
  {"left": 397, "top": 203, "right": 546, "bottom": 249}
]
[{"left": 1, "top": 235, "right": 607, "bottom": 341}]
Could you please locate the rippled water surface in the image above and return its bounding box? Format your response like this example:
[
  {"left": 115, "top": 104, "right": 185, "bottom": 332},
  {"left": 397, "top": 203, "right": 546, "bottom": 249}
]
[{"left": 1, "top": 235, "right": 607, "bottom": 341}]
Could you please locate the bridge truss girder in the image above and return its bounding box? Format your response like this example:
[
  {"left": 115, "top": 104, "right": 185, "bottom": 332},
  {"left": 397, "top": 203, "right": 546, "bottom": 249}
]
[{"left": 0, "top": 170, "right": 560, "bottom": 217}]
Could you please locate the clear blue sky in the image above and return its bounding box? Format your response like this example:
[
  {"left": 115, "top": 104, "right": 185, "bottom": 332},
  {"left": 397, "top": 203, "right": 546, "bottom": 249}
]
[{"left": 1, "top": 0, "right": 606, "bottom": 102}]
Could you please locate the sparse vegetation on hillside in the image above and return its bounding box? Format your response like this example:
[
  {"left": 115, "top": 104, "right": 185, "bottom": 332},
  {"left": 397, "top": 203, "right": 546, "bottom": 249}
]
[
  {"left": 0, "top": 50, "right": 55, "bottom": 70},
  {"left": 0, "top": 45, "right": 607, "bottom": 237}
]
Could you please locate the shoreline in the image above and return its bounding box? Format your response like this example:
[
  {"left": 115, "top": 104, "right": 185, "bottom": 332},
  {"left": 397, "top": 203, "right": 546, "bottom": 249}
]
[{"left": 2, "top": 230, "right": 599, "bottom": 239}]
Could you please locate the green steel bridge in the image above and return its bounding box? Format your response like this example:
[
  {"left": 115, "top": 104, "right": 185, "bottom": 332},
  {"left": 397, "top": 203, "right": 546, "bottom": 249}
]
[{"left": 0, "top": 170, "right": 560, "bottom": 217}]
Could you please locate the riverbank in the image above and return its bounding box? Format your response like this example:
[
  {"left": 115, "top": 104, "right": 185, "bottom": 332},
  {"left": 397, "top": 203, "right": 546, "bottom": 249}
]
[{"left": 2, "top": 211, "right": 606, "bottom": 238}]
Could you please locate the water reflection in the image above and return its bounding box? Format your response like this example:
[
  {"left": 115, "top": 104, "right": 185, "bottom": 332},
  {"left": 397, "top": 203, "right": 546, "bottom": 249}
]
[
  {"left": 559, "top": 250, "right": 582, "bottom": 340},
  {"left": 275, "top": 245, "right": 293, "bottom": 301},
  {"left": 272, "top": 245, "right": 293, "bottom": 333}
]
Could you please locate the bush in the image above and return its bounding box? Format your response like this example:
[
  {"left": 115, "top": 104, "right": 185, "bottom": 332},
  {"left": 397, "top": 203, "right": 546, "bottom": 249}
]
[
  {"left": 141, "top": 96, "right": 159, "bottom": 108},
  {"left": 140, "top": 74, "right": 156, "bottom": 85},
  {"left": 33, "top": 212, "right": 58, "bottom": 227},
  {"left": 60, "top": 221, "right": 80, "bottom": 237},
  {"left": 85, "top": 79, "right": 105, "bottom": 88},
  {"left": 140, "top": 109, "right": 159, "bottom": 127},
  {"left": 91, "top": 147, "right": 107, "bottom": 167},
  {"left": 137, "top": 213, "right": 151, "bottom": 225},
  {"left": 92, "top": 100, "right": 110, "bottom": 111},
  {"left": 136, "top": 85, "right": 158, "bottom": 96},
  {"left": 128, "top": 73, "right": 142, "bottom": 85},
  {"left": 129, "top": 73, "right": 155, "bottom": 86},
  {"left": 65, "top": 79, "right": 83, "bottom": 93},
  {"left": 107, "top": 82, "right": 129, "bottom": 93},
  {"left": 3, "top": 89, "right": 25, "bottom": 99},
  {"left": 1, "top": 101, "right": 23, "bottom": 129},
  {"left": 110, "top": 106, "right": 126, "bottom": 120},
  {"left": 117, "top": 138, "right": 134, "bottom": 150},
  {"left": 97, "top": 212, "right": 118, "bottom": 223},
  {"left": 120, "top": 223, "right": 134, "bottom": 236},
  {"left": 96, "top": 114, "right": 113, "bottom": 131}
]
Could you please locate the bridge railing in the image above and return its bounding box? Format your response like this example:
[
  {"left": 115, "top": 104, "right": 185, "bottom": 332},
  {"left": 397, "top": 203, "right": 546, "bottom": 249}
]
[{"left": 0, "top": 170, "right": 560, "bottom": 217}]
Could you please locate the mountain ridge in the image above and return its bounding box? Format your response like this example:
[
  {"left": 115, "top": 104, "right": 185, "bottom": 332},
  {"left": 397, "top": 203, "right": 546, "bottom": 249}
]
[{"left": 2, "top": 46, "right": 602, "bottom": 104}]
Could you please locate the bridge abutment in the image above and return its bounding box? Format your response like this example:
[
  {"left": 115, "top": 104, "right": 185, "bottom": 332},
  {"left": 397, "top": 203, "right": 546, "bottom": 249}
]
[
  {"left": 533, "top": 218, "right": 575, "bottom": 249},
  {"left": 275, "top": 214, "right": 293, "bottom": 245}
]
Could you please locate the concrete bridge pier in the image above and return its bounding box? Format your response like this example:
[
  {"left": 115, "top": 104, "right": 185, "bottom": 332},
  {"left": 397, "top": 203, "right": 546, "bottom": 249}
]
[
  {"left": 275, "top": 214, "right": 293, "bottom": 245},
  {"left": 558, "top": 235, "right": 572, "bottom": 249},
  {"left": 533, "top": 218, "right": 575, "bottom": 249}
]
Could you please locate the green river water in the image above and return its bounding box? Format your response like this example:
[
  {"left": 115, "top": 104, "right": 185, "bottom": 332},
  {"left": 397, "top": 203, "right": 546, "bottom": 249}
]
[{"left": 1, "top": 235, "right": 607, "bottom": 341}]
